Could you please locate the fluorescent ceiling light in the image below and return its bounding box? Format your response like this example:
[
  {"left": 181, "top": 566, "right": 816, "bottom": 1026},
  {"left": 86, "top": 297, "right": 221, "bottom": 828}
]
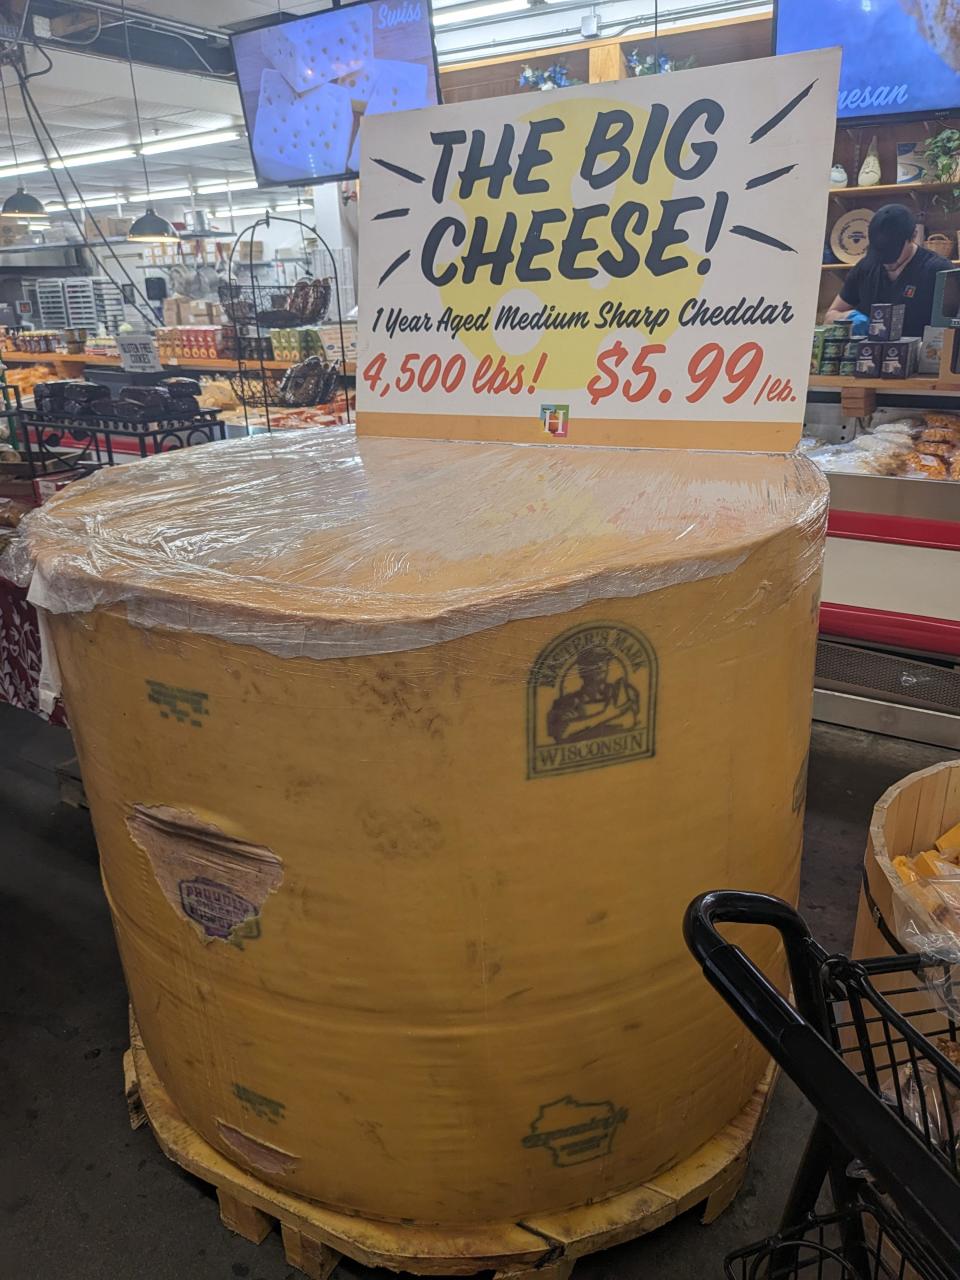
[
  {"left": 44, "top": 203, "right": 66, "bottom": 213},
  {"left": 50, "top": 147, "right": 136, "bottom": 170},
  {"left": 212, "top": 204, "right": 269, "bottom": 217},
  {"left": 126, "top": 186, "right": 192, "bottom": 204},
  {"left": 67, "top": 195, "right": 121, "bottom": 209},
  {"left": 195, "top": 179, "right": 259, "bottom": 194},
  {"left": 27, "top": 222, "right": 48, "bottom": 231},
  {"left": 433, "top": 0, "right": 525, "bottom": 23},
  {"left": 212, "top": 201, "right": 311, "bottom": 217},
  {"left": 0, "top": 160, "right": 49, "bottom": 178},
  {"left": 141, "top": 129, "right": 239, "bottom": 156}
]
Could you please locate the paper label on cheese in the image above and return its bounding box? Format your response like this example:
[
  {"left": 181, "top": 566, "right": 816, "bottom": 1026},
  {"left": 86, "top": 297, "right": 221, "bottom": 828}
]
[{"left": 527, "top": 622, "right": 657, "bottom": 778}]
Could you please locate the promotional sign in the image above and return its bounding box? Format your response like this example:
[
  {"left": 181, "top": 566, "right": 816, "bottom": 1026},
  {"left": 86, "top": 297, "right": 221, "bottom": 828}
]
[
  {"left": 116, "top": 333, "right": 163, "bottom": 374},
  {"left": 777, "top": 0, "right": 960, "bottom": 119},
  {"left": 357, "top": 49, "right": 840, "bottom": 451}
]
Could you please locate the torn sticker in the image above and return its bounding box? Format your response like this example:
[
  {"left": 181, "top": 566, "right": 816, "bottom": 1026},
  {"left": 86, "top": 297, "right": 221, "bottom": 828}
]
[
  {"left": 127, "top": 805, "right": 283, "bottom": 947},
  {"left": 216, "top": 1121, "right": 299, "bottom": 1177}
]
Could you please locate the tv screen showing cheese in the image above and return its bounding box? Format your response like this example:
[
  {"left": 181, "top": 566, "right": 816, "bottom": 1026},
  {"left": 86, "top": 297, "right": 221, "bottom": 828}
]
[
  {"left": 775, "top": 0, "right": 960, "bottom": 120},
  {"left": 232, "top": 1, "right": 440, "bottom": 187}
]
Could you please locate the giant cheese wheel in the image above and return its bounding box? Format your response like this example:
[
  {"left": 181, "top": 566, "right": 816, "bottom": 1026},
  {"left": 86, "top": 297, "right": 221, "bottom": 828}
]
[{"left": 21, "top": 428, "right": 827, "bottom": 1225}]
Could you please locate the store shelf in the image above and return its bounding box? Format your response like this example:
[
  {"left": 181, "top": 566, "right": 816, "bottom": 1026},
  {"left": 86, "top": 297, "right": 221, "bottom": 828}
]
[
  {"left": 821, "top": 259, "right": 960, "bottom": 271},
  {"left": 828, "top": 181, "right": 959, "bottom": 197},
  {"left": 810, "top": 374, "right": 960, "bottom": 395},
  {"left": 1, "top": 349, "right": 356, "bottom": 376}
]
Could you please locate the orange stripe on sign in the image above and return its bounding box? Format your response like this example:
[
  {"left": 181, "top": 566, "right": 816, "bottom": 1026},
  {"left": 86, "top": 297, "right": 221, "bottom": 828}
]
[{"left": 356, "top": 412, "right": 802, "bottom": 452}]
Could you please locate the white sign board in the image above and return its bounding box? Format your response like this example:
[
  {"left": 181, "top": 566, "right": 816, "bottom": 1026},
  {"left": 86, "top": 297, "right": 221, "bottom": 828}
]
[
  {"left": 357, "top": 49, "right": 840, "bottom": 451},
  {"left": 117, "top": 332, "right": 163, "bottom": 374}
]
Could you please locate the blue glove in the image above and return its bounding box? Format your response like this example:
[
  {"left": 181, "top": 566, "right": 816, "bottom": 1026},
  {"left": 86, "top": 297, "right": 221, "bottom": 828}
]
[{"left": 848, "top": 310, "right": 869, "bottom": 336}]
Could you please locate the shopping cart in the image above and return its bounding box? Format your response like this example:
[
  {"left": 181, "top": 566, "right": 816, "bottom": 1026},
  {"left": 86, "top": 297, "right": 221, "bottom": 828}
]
[{"left": 683, "top": 891, "right": 960, "bottom": 1280}]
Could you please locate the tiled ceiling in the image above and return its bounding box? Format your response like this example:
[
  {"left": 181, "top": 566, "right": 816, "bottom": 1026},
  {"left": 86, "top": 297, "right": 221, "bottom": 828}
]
[{"left": 0, "top": 16, "right": 308, "bottom": 217}]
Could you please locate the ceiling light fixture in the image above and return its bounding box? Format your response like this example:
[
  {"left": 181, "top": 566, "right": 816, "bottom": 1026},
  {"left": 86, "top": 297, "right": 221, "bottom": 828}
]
[
  {"left": 67, "top": 194, "right": 122, "bottom": 209},
  {"left": 120, "top": 0, "right": 178, "bottom": 245},
  {"left": 0, "top": 161, "right": 49, "bottom": 179},
  {"left": 0, "top": 70, "right": 47, "bottom": 220},
  {"left": 141, "top": 129, "right": 239, "bottom": 156},
  {"left": 195, "top": 178, "right": 259, "bottom": 195},
  {"left": 49, "top": 147, "right": 137, "bottom": 170},
  {"left": 126, "top": 186, "right": 191, "bottom": 205}
]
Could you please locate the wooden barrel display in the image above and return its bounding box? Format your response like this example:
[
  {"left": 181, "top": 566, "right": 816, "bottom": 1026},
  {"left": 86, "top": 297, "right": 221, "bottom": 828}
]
[{"left": 21, "top": 428, "right": 826, "bottom": 1230}]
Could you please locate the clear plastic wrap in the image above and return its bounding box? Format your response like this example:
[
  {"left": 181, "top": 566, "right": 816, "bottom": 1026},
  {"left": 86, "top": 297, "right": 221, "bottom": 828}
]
[{"left": 7, "top": 426, "right": 828, "bottom": 661}]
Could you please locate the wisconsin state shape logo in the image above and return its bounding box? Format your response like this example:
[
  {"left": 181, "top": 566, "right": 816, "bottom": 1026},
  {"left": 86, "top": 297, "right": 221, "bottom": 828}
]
[{"left": 527, "top": 622, "right": 657, "bottom": 778}]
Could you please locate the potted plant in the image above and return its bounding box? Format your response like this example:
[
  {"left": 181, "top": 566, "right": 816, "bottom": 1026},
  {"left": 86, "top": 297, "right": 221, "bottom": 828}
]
[
  {"left": 625, "top": 49, "right": 695, "bottom": 76},
  {"left": 518, "top": 62, "right": 580, "bottom": 90},
  {"left": 924, "top": 128, "right": 960, "bottom": 183}
]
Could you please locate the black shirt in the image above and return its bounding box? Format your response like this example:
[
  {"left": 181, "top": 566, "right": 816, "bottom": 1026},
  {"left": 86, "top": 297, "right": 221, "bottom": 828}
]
[{"left": 840, "top": 246, "right": 952, "bottom": 336}]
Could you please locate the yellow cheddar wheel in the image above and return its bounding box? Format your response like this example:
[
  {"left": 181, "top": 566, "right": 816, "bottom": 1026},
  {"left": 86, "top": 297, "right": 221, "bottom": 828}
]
[{"left": 21, "top": 429, "right": 826, "bottom": 1226}]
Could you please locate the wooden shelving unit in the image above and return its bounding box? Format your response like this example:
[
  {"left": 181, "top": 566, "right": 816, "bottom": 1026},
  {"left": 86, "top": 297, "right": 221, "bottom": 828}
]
[
  {"left": 828, "top": 180, "right": 960, "bottom": 198},
  {"left": 821, "top": 258, "right": 960, "bottom": 272},
  {"left": 1, "top": 350, "right": 357, "bottom": 377},
  {"left": 810, "top": 374, "right": 960, "bottom": 395}
]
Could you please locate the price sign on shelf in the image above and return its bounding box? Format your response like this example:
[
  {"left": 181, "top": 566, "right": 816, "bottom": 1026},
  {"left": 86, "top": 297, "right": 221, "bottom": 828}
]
[
  {"left": 357, "top": 48, "right": 840, "bottom": 451},
  {"left": 116, "top": 333, "right": 163, "bottom": 374}
]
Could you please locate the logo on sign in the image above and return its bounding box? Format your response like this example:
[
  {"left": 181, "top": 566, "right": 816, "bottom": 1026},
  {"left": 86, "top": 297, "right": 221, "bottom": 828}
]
[
  {"left": 541, "top": 403, "right": 569, "bottom": 437},
  {"left": 522, "top": 1096, "right": 629, "bottom": 1166},
  {"left": 527, "top": 622, "right": 656, "bottom": 778}
]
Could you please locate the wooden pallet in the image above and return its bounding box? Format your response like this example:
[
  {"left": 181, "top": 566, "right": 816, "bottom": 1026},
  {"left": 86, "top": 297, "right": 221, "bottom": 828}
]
[{"left": 124, "top": 1015, "right": 773, "bottom": 1279}]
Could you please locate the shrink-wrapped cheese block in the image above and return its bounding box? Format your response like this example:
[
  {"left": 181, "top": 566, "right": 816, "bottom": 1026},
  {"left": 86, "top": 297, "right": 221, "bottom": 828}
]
[{"left": 13, "top": 427, "right": 827, "bottom": 1225}]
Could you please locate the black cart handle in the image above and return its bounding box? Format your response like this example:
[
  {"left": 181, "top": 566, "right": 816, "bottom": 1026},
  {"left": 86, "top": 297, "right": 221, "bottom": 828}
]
[
  {"left": 684, "top": 889, "right": 960, "bottom": 1276},
  {"left": 684, "top": 890, "right": 828, "bottom": 1041}
]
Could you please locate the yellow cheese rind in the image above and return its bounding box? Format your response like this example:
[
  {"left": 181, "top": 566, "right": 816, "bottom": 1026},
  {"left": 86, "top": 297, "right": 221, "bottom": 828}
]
[{"left": 936, "top": 822, "right": 960, "bottom": 856}]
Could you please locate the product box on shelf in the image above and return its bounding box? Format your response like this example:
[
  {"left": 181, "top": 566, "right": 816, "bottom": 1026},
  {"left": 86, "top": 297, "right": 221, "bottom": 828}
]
[
  {"left": 855, "top": 341, "right": 884, "bottom": 378},
  {"left": 319, "top": 323, "right": 358, "bottom": 363},
  {"left": 918, "top": 326, "right": 945, "bottom": 375},
  {"left": 810, "top": 326, "right": 826, "bottom": 373},
  {"left": 880, "top": 337, "right": 921, "bottom": 379},
  {"left": 868, "top": 303, "right": 905, "bottom": 342},
  {"left": 156, "top": 326, "right": 227, "bottom": 363}
]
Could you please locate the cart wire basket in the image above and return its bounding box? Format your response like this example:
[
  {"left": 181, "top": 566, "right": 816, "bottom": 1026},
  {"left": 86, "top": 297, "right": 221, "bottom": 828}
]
[{"left": 684, "top": 891, "right": 960, "bottom": 1280}]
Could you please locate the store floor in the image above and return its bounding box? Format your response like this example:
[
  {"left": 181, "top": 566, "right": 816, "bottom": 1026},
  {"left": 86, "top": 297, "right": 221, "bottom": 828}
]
[{"left": 2, "top": 702, "right": 956, "bottom": 1280}]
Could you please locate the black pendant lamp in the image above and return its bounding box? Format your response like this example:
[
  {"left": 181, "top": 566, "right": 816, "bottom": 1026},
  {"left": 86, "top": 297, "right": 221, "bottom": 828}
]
[
  {"left": 122, "top": 0, "right": 178, "bottom": 244},
  {"left": 0, "top": 72, "right": 47, "bottom": 221}
]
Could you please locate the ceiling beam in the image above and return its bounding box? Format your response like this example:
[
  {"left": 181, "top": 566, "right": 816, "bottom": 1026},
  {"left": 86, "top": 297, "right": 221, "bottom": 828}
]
[{"left": 26, "top": 0, "right": 234, "bottom": 77}]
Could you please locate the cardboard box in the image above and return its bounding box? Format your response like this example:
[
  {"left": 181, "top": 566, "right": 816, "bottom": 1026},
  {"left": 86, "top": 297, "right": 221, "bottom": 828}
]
[
  {"left": 84, "top": 214, "right": 134, "bottom": 241},
  {"left": 868, "top": 303, "right": 905, "bottom": 342},
  {"left": 880, "top": 337, "right": 920, "bottom": 379},
  {"left": 855, "top": 341, "right": 884, "bottom": 377}
]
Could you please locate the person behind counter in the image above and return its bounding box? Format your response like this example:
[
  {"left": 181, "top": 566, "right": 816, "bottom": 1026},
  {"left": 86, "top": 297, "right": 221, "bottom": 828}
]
[{"left": 825, "top": 203, "right": 952, "bottom": 337}]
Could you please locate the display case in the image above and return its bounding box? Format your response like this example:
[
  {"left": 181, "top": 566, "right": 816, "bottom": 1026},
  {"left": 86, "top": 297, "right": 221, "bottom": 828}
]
[{"left": 816, "top": 470, "right": 960, "bottom": 749}]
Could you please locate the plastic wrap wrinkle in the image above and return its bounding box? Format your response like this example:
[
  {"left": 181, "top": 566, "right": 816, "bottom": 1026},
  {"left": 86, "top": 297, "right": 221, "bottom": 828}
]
[{"left": 15, "top": 426, "right": 829, "bottom": 660}]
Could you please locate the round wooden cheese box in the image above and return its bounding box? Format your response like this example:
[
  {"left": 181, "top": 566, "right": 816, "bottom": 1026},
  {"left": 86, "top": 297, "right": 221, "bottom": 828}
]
[{"left": 19, "top": 427, "right": 827, "bottom": 1226}]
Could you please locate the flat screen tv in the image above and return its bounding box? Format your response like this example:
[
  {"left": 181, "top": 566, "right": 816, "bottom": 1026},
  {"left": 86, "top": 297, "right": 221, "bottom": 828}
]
[
  {"left": 774, "top": 0, "right": 960, "bottom": 121},
  {"left": 232, "top": 1, "right": 441, "bottom": 187}
]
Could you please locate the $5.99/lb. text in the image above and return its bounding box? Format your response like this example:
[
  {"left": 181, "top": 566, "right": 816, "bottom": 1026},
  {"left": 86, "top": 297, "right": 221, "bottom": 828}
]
[{"left": 587, "top": 340, "right": 796, "bottom": 407}]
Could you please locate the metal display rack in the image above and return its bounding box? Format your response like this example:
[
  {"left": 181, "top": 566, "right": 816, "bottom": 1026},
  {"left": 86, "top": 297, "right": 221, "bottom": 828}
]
[
  {"left": 18, "top": 406, "right": 228, "bottom": 478},
  {"left": 227, "top": 213, "right": 352, "bottom": 434}
]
